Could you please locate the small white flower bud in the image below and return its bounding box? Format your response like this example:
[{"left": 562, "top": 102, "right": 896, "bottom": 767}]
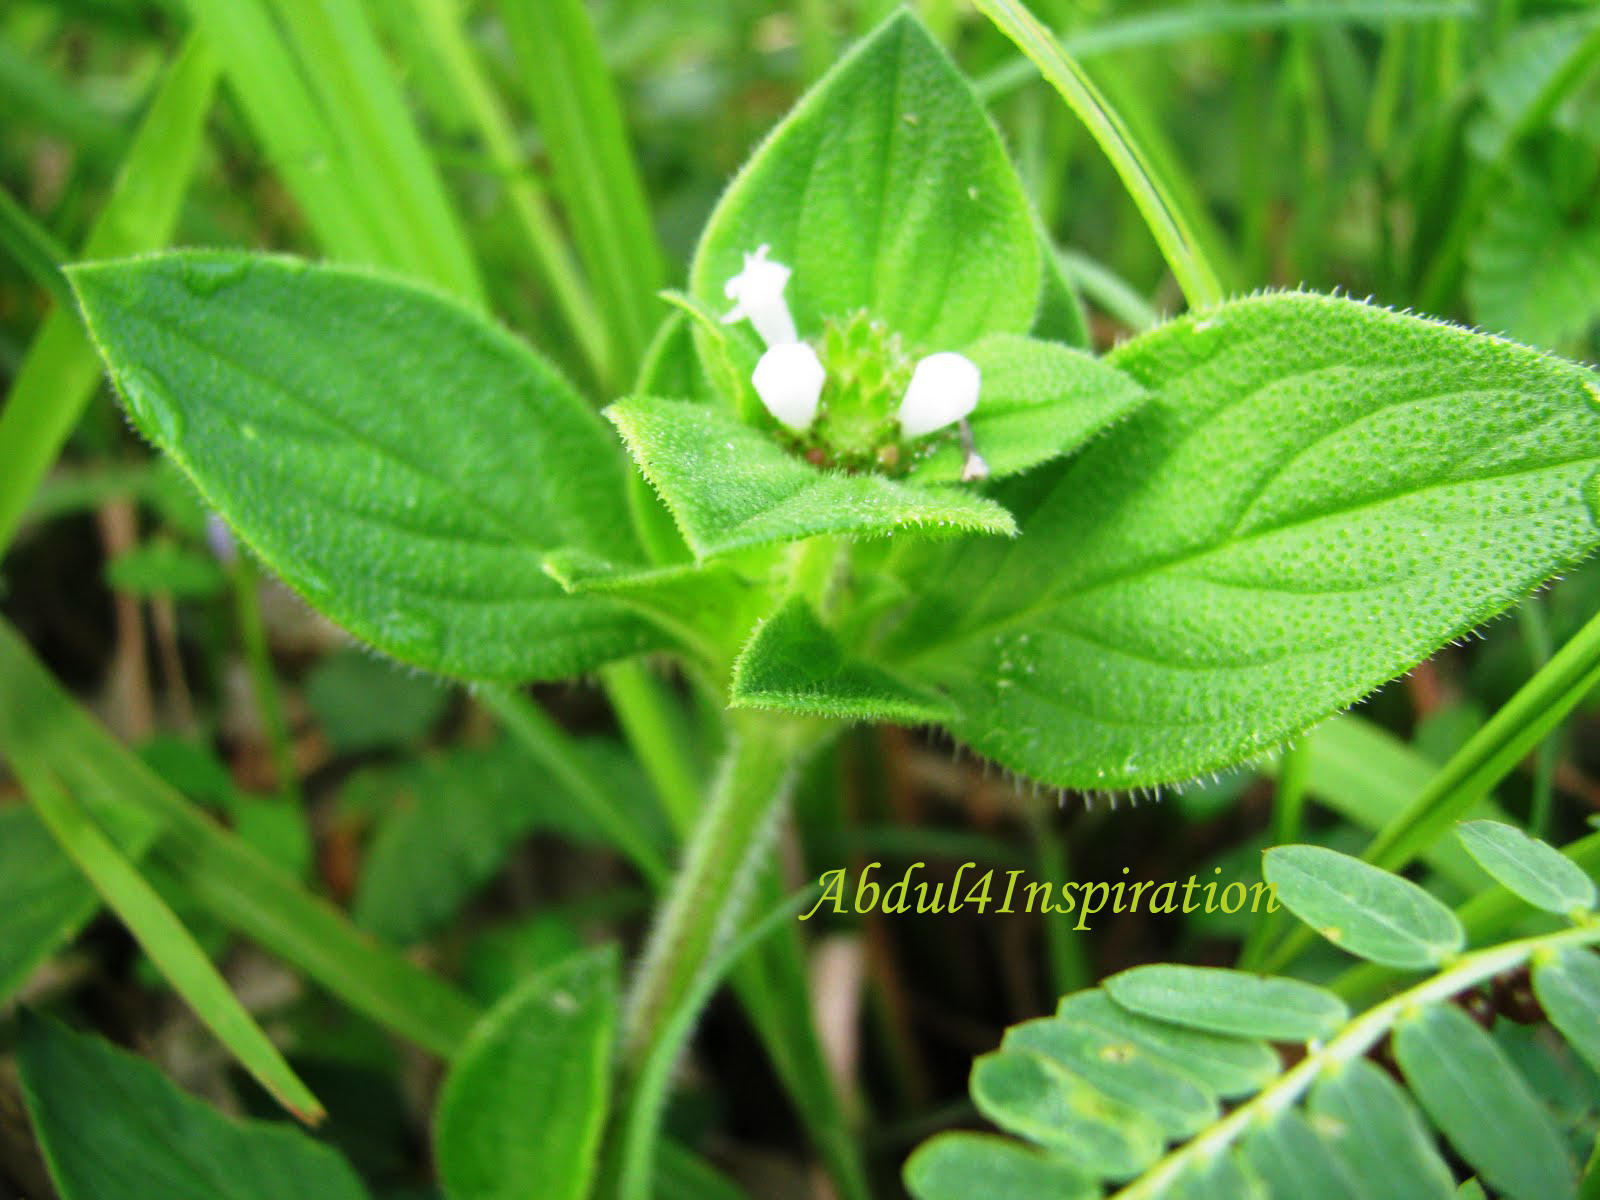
[
  {"left": 897, "top": 351, "right": 980, "bottom": 438},
  {"left": 752, "top": 342, "right": 825, "bottom": 431},
  {"left": 722, "top": 244, "right": 799, "bottom": 347}
]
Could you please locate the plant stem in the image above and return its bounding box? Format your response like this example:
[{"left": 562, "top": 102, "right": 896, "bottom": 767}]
[
  {"left": 229, "top": 556, "right": 301, "bottom": 807},
  {"left": 1237, "top": 737, "right": 1310, "bottom": 971},
  {"left": 1116, "top": 920, "right": 1600, "bottom": 1199},
  {"left": 600, "top": 660, "right": 704, "bottom": 828},
  {"left": 621, "top": 711, "right": 818, "bottom": 1068}
]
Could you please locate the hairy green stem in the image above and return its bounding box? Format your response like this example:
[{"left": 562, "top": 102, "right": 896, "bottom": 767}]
[{"left": 620, "top": 712, "right": 818, "bottom": 1066}]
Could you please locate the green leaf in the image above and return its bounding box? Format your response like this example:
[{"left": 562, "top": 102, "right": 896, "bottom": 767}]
[
  {"left": 1532, "top": 947, "right": 1600, "bottom": 1075},
  {"left": 903, "top": 1132, "right": 1097, "bottom": 1200},
  {"left": 351, "top": 741, "right": 642, "bottom": 944},
  {"left": 1457, "top": 820, "right": 1597, "bottom": 915},
  {"left": 0, "top": 617, "right": 482, "bottom": 1058},
  {"left": 69, "top": 251, "right": 661, "bottom": 683},
  {"left": 886, "top": 292, "right": 1600, "bottom": 788},
  {"left": 731, "top": 596, "right": 956, "bottom": 724},
  {"left": 1242, "top": 1110, "right": 1362, "bottom": 1200},
  {"left": 1393, "top": 1002, "right": 1575, "bottom": 1200},
  {"left": 1003, "top": 1016, "right": 1219, "bottom": 1139},
  {"left": 1105, "top": 964, "right": 1347, "bottom": 1041},
  {"left": 689, "top": 10, "right": 1038, "bottom": 376},
  {"left": 15, "top": 760, "right": 323, "bottom": 1122},
  {"left": 1054, "top": 990, "right": 1280, "bottom": 1099},
  {"left": 1468, "top": 136, "right": 1600, "bottom": 350},
  {"left": 0, "top": 805, "right": 146, "bottom": 1003},
  {"left": 907, "top": 335, "right": 1148, "bottom": 484},
  {"left": 543, "top": 548, "right": 771, "bottom": 668},
  {"left": 18, "top": 1012, "right": 369, "bottom": 1200},
  {"left": 0, "top": 35, "right": 218, "bottom": 555},
  {"left": 434, "top": 946, "right": 618, "bottom": 1200},
  {"left": 1161, "top": 1149, "right": 1268, "bottom": 1200},
  {"left": 1263, "top": 845, "right": 1465, "bottom": 968},
  {"left": 1308, "top": 1059, "right": 1457, "bottom": 1200},
  {"left": 303, "top": 649, "right": 450, "bottom": 752},
  {"left": 969, "top": 1049, "right": 1164, "bottom": 1179},
  {"left": 105, "top": 541, "right": 227, "bottom": 598},
  {"left": 606, "top": 395, "right": 1016, "bottom": 558}
]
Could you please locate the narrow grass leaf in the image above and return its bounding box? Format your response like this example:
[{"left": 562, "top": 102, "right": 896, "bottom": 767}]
[
  {"left": 1264, "top": 845, "right": 1463, "bottom": 968},
  {"left": 1457, "top": 820, "right": 1597, "bottom": 915},
  {"left": 18, "top": 1014, "right": 368, "bottom": 1200},
  {"left": 504, "top": 0, "right": 664, "bottom": 371},
  {"left": 1105, "top": 964, "right": 1347, "bottom": 1042},
  {"left": 0, "top": 35, "right": 217, "bottom": 555},
  {"left": 15, "top": 761, "right": 323, "bottom": 1122},
  {"left": 0, "top": 617, "right": 482, "bottom": 1057},
  {"left": 435, "top": 945, "right": 618, "bottom": 1200}
]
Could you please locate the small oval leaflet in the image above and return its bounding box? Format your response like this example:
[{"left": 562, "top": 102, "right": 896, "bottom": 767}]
[
  {"left": 1263, "top": 844, "right": 1464, "bottom": 969},
  {"left": 1456, "top": 819, "right": 1596, "bottom": 916}
]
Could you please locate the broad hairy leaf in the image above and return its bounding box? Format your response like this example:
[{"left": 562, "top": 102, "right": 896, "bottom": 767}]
[
  {"left": 688, "top": 10, "right": 1038, "bottom": 387},
  {"left": 907, "top": 334, "right": 1148, "bottom": 484},
  {"left": 18, "top": 1012, "right": 369, "bottom": 1200},
  {"left": 1457, "top": 820, "right": 1597, "bottom": 915},
  {"left": 904, "top": 1132, "right": 1096, "bottom": 1200},
  {"left": 730, "top": 595, "right": 956, "bottom": 723},
  {"left": 606, "top": 395, "right": 1016, "bottom": 558},
  {"left": 434, "top": 945, "right": 618, "bottom": 1200},
  {"left": 881, "top": 293, "right": 1600, "bottom": 788},
  {"left": 1105, "top": 963, "right": 1348, "bottom": 1041},
  {"left": 1263, "top": 844, "right": 1465, "bottom": 968},
  {"left": 69, "top": 251, "right": 661, "bottom": 683},
  {"left": 1393, "top": 1003, "right": 1574, "bottom": 1200}
]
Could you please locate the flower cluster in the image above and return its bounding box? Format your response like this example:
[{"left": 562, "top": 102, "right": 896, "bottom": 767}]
[{"left": 722, "top": 245, "right": 988, "bottom": 480}]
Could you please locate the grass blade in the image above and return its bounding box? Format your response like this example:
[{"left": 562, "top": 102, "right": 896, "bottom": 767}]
[
  {"left": 973, "top": 0, "right": 1223, "bottom": 310},
  {"left": 0, "top": 617, "right": 482, "bottom": 1057},
  {"left": 0, "top": 34, "right": 218, "bottom": 556},
  {"left": 13, "top": 759, "right": 325, "bottom": 1124},
  {"left": 502, "top": 0, "right": 665, "bottom": 373}
]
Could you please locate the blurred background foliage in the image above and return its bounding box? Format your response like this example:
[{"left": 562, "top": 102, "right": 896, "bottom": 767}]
[{"left": 2, "top": 1, "right": 1600, "bottom": 1197}]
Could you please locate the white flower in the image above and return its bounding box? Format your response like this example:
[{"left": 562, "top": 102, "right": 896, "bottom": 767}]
[
  {"left": 722, "top": 244, "right": 798, "bottom": 347},
  {"left": 752, "top": 342, "right": 825, "bottom": 431},
  {"left": 897, "top": 351, "right": 980, "bottom": 438}
]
